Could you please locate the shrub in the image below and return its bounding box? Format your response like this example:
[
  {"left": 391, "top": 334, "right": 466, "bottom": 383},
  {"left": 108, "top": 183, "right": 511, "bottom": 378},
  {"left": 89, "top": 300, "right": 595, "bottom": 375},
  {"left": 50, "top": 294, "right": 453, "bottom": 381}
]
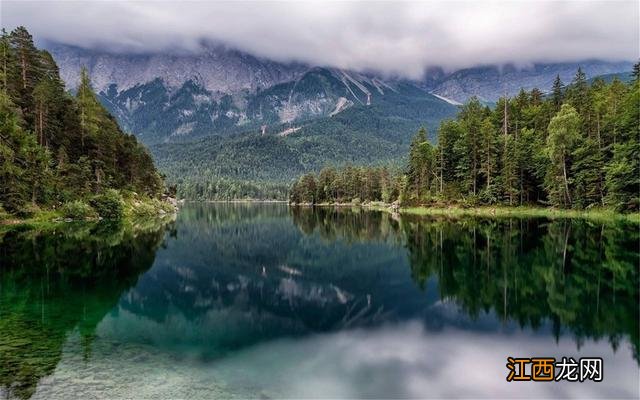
[
  {"left": 152, "top": 198, "right": 176, "bottom": 214},
  {"left": 62, "top": 200, "right": 97, "bottom": 220},
  {"left": 16, "top": 203, "right": 40, "bottom": 218},
  {"left": 0, "top": 205, "right": 9, "bottom": 220},
  {"left": 90, "top": 189, "right": 124, "bottom": 219},
  {"left": 131, "top": 201, "right": 156, "bottom": 217}
]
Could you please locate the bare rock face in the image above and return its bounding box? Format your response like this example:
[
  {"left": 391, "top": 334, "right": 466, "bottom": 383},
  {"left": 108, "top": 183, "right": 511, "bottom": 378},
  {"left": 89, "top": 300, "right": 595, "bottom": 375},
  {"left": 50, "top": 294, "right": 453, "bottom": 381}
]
[
  {"left": 48, "top": 42, "right": 307, "bottom": 93},
  {"left": 49, "top": 42, "right": 458, "bottom": 144}
]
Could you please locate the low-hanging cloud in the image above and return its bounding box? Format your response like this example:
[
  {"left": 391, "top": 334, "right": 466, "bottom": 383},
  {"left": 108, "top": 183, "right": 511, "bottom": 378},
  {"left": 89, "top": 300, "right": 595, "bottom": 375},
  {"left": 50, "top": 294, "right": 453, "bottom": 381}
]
[{"left": 2, "top": 0, "right": 638, "bottom": 78}]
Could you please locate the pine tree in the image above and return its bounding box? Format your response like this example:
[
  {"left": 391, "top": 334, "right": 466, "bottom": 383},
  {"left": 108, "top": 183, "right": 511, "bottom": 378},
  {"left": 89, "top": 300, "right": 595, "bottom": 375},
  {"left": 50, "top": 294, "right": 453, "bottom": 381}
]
[
  {"left": 479, "top": 117, "right": 498, "bottom": 203},
  {"left": 317, "top": 167, "right": 338, "bottom": 203},
  {"left": 436, "top": 120, "right": 462, "bottom": 193},
  {"left": 457, "top": 98, "right": 485, "bottom": 197},
  {"left": 299, "top": 173, "right": 317, "bottom": 203},
  {"left": 632, "top": 61, "right": 640, "bottom": 81},
  {"left": 407, "top": 127, "right": 434, "bottom": 202},
  {"left": 567, "top": 67, "right": 592, "bottom": 137},
  {"left": 605, "top": 140, "right": 639, "bottom": 211},
  {"left": 551, "top": 74, "right": 564, "bottom": 112},
  {"left": 501, "top": 134, "right": 519, "bottom": 205},
  {"left": 8, "top": 26, "right": 42, "bottom": 127},
  {"left": 604, "top": 71, "right": 640, "bottom": 211},
  {"left": 0, "top": 91, "right": 50, "bottom": 212},
  {"left": 572, "top": 137, "right": 604, "bottom": 208},
  {"left": 0, "top": 29, "right": 13, "bottom": 95}
]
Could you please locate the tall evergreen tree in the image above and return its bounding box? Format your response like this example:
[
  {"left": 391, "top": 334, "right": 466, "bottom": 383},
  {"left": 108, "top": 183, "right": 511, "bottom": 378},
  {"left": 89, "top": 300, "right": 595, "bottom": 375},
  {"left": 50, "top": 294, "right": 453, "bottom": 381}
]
[
  {"left": 436, "top": 120, "right": 462, "bottom": 192},
  {"left": 456, "top": 98, "right": 485, "bottom": 197},
  {"left": 501, "top": 134, "right": 519, "bottom": 205},
  {"left": 479, "top": 117, "right": 499, "bottom": 202},
  {"left": 8, "top": 26, "right": 42, "bottom": 127},
  {"left": 407, "top": 127, "right": 434, "bottom": 201},
  {"left": 551, "top": 74, "right": 564, "bottom": 112}
]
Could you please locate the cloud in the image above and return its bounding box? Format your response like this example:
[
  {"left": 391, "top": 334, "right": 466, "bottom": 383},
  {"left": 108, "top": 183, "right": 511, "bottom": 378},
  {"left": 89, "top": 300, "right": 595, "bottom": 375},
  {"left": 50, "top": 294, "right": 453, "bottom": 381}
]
[{"left": 2, "top": 0, "right": 638, "bottom": 78}]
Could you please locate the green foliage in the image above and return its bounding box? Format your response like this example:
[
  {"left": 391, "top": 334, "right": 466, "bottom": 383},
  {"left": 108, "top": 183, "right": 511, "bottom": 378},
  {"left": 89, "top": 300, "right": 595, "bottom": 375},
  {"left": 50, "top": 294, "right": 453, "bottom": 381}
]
[
  {"left": 605, "top": 141, "right": 640, "bottom": 211},
  {"left": 150, "top": 74, "right": 458, "bottom": 200},
  {"left": 62, "top": 200, "right": 97, "bottom": 220},
  {"left": 129, "top": 197, "right": 176, "bottom": 217},
  {"left": 289, "top": 66, "right": 639, "bottom": 213},
  {"left": 0, "top": 27, "right": 165, "bottom": 217},
  {"left": 15, "top": 202, "right": 40, "bottom": 218},
  {"left": 406, "top": 127, "right": 435, "bottom": 204},
  {"left": 545, "top": 104, "right": 581, "bottom": 208},
  {"left": 90, "top": 189, "right": 124, "bottom": 220},
  {"left": 290, "top": 165, "right": 402, "bottom": 204}
]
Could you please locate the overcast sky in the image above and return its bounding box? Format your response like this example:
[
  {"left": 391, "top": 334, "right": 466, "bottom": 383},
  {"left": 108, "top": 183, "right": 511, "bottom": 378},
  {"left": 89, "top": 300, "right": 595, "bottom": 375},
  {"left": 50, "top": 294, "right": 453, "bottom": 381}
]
[{"left": 2, "top": 0, "right": 638, "bottom": 78}]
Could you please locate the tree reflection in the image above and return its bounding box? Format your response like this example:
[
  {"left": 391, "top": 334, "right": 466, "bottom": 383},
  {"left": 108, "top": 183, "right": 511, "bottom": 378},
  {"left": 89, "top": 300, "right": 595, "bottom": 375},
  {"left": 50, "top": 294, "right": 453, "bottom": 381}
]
[
  {"left": 291, "top": 207, "right": 639, "bottom": 362},
  {"left": 0, "top": 219, "right": 172, "bottom": 399}
]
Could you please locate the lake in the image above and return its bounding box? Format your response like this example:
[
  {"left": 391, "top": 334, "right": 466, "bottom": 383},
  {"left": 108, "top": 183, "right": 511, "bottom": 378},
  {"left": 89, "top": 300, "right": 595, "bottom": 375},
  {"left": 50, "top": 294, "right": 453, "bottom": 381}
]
[{"left": 1, "top": 203, "right": 638, "bottom": 399}]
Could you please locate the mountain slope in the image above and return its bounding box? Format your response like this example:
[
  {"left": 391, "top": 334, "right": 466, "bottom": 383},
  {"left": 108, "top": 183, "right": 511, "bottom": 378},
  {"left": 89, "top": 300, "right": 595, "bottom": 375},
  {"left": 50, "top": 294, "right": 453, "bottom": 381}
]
[
  {"left": 96, "top": 65, "right": 458, "bottom": 144},
  {"left": 152, "top": 84, "right": 457, "bottom": 188}
]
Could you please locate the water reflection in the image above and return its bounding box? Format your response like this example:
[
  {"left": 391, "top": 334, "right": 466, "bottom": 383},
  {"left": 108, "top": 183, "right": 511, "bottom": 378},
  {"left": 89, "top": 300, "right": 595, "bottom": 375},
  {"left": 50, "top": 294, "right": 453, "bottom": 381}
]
[
  {"left": 292, "top": 206, "right": 639, "bottom": 360},
  {"left": 0, "top": 219, "right": 173, "bottom": 399},
  {"left": 0, "top": 204, "right": 638, "bottom": 399}
]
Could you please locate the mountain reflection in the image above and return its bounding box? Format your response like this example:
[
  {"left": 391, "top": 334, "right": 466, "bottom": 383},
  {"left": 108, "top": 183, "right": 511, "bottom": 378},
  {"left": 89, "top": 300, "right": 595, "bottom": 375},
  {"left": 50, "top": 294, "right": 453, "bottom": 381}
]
[
  {"left": 0, "top": 204, "right": 638, "bottom": 399},
  {"left": 114, "top": 204, "right": 638, "bottom": 361}
]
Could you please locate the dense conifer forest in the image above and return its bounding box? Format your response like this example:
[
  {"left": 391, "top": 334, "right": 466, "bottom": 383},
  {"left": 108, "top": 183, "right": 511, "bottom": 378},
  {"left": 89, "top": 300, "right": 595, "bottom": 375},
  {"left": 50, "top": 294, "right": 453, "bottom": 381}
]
[
  {"left": 290, "top": 65, "right": 640, "bottom": 212},
  {"left": 0, "top": 27, "right": 166, "bottom": 219}
]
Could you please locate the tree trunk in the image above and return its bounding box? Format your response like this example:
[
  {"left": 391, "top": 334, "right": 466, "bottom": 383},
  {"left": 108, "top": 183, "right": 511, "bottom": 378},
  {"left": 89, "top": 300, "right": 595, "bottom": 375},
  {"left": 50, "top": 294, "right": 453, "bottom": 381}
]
[
  {"left": 503, "top": 96, "right": 508, "bottom": 138},
  {"left": 38, "top": 105, "right": 44, "bottom": 146},
  {"left": 486, "top": 140, "right": 491, "bottom": 189},
  {"left": 21, "top": 52, "right": 26, "bottom": 89},
  {"left": 596, "top": 114, "right": 604, "bottom": 205},
  {"left": 2, "top": 45, "right": 6, "bottom": 93},
  {"left": 439, "top": 146, "right": 444, "bottom": 194},
  {"left": 562, "top": 153, "right": 572, "bottom": 207}
]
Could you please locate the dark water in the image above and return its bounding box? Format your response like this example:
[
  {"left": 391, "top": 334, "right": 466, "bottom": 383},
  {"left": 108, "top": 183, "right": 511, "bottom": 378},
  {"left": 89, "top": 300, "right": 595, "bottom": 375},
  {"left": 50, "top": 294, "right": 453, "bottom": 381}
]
[{"left": 1, "top": 203, "right": 638, "bottom": 399}]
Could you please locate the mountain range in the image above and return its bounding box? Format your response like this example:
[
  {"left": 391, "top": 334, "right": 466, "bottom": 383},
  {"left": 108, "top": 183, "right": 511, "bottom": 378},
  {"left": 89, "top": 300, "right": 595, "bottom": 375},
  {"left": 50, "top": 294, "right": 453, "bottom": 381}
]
[
  {"left": 46, "top": 42, "right": 634, "bottom": 196},
  {"left": 48, "top": 43, "right": 632, "bottom": 143}
]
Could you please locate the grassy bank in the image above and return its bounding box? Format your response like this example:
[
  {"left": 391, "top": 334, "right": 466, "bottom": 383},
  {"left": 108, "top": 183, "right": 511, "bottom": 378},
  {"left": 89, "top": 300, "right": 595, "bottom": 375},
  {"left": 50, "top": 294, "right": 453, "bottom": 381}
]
[
  {"left": 297, "top": 202, "right": 640, "bottom": 224},
  {"left": 0, "top": 193, "right": 177, "bottom": 231},
  {"left": 397, "top": 206, "right": 640, "bottom": 224}
]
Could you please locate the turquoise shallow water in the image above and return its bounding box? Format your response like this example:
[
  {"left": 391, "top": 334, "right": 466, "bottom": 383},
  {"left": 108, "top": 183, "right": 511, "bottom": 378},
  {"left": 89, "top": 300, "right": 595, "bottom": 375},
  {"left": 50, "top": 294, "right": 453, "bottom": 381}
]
[{"left": 1, "top": 203, "right": 638, "bottom": 398}]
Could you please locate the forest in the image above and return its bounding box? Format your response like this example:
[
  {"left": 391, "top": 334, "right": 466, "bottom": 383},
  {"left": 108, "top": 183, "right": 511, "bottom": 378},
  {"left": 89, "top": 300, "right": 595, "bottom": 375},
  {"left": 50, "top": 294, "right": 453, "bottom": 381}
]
[
  {"left": 290, "top": 65, "right": 640, "bottom": 212},
  {"left": 0, "top": 27, "right": 166, "bottom": 220},
  {"left": 151, "top": 93, "right": 441, "bottom": 201}
]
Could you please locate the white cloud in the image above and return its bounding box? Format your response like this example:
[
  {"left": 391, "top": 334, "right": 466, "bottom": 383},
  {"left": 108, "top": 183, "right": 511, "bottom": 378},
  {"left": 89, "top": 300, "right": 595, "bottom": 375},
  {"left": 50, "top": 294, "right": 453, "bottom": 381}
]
[{"left": 2, "top": 0, "right": 638, "bottom": 78}]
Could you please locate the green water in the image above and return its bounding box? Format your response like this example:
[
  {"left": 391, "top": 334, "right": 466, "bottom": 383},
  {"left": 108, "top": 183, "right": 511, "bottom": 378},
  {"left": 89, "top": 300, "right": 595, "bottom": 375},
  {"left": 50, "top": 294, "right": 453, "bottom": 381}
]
[{"left": 0, "top": 203, "right": 638, "bottom": 399}]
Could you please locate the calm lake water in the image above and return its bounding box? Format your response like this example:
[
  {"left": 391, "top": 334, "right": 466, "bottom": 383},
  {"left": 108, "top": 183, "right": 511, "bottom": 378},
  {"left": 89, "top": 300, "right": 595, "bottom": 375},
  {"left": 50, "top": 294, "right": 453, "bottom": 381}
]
[{"left": 1, "top": 203, "right": 638, "bottom": 399}]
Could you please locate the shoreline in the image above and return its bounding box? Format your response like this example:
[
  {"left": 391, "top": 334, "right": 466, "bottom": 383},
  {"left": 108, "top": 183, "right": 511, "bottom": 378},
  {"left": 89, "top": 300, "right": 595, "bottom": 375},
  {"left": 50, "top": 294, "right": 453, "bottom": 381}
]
[
  {"left": 195, "top": 199, "right": 289, "bottom": 204},
  {"left": 290, "top": 202, "right": 640, "bottom": 224},
  {"left": 0, "top": 197, "right": 178, "bottom": 231}
]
